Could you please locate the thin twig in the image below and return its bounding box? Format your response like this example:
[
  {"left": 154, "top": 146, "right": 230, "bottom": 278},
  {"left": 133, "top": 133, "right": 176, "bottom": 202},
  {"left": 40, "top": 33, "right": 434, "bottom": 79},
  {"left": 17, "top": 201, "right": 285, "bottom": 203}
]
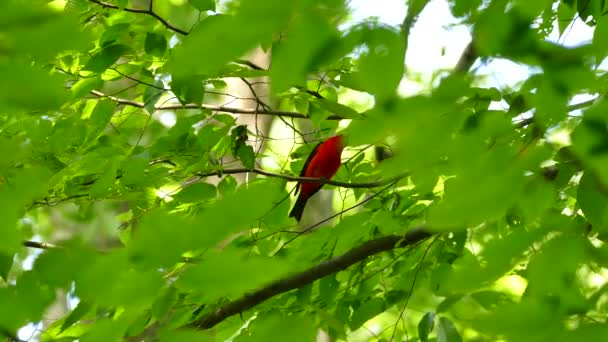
[
  {"left": 196, "top": 167, "right": 407, "bottom": 189},
  {"left": 234, "top": 59, "right": 265, "bottom": 70},
  {"left": 274, "top": 179, "right": 401, "bottom": 253},
  {"left": 90, "top": 90, "right": 344, "bottom": 120},
  {"left": 389, "top": 235, "right": 438, "bottom": 340},
  {"left": 88, "top": 0, "right": 188, "bottom": 35}
]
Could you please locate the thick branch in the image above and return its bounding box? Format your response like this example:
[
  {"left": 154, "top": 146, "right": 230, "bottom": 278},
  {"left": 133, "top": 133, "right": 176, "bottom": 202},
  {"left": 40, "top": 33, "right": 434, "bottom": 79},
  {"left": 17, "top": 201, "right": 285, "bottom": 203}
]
[
  {"left": 401, "top": 0, "right": 431, "bottom": 58},
  {"left": 196, "top": 168, "right": 407, "bottom": 189},
  {"left": 90, "top": 90, "right": 343, "bottom": 120},
  {"left": 454, "top": 41, "right": 477, "bottom": 74},
  {"left": 190, "top": 226, "right": 432, "bottom": 329},
  {"left": 88, "top": 0, "right": 189, "bottom": 35}
]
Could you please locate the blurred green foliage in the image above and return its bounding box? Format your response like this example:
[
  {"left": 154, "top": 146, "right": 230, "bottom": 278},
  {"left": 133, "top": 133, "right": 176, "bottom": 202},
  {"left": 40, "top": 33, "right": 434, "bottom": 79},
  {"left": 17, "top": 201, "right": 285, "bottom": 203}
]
[{"left": 1, "top": 0, "right": 608, "bottom": 341}]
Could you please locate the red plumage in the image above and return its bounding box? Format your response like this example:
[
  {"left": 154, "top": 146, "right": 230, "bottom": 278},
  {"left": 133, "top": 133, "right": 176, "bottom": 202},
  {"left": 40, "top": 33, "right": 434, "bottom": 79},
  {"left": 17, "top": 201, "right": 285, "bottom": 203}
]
[{"left": 289, "top": 135, "right": 345, "bottom": 222}]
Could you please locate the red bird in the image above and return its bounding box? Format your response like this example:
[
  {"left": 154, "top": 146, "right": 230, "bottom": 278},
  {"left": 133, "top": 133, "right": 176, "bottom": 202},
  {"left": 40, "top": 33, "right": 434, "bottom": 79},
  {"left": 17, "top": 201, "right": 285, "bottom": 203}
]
[{"left": 289, "top": 135, "right": 345, "bottom": 222}]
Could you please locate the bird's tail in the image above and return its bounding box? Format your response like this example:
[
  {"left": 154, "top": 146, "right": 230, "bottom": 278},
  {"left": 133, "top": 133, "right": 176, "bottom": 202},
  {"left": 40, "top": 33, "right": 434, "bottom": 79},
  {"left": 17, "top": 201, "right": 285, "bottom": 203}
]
[{"left": 289, "top": 196, "right": 308, "bottom": 222}]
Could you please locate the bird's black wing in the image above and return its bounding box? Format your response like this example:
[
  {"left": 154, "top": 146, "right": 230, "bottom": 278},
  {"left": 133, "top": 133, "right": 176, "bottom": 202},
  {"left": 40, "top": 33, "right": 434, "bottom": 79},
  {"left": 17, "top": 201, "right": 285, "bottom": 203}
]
[{"left": 294, "top": 140, "right": 323, "bottom": 195}]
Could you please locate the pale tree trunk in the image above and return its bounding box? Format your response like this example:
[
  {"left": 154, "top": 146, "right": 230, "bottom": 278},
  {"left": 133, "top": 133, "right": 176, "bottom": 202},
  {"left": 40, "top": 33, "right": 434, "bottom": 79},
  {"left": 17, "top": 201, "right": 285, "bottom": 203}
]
[{"left": 222, "top": 47, "right": 273, "bottom": 183}]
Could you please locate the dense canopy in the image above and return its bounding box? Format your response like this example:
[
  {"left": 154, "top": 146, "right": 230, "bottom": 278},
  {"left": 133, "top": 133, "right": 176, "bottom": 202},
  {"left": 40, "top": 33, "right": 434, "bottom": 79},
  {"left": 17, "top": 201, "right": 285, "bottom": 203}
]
[{"left": 2, "top": 0, "right": 608, "bottom": 341}]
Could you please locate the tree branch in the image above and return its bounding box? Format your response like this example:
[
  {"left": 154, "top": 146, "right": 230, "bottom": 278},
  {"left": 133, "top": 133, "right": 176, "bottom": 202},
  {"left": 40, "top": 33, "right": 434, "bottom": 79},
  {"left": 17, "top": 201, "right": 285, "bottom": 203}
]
[
  {"left": 22, "top": 240, "right": 58, "bottom": 249},
  {"left": 88, "top": 0, "right": 189, "bottom": 35},
  {"left": 454, "top": 41, "right": 477, "bottom": 74},
  {"left": 196, "top": 168, "right": 407, "bottom": 189},
  {"left": 90, "top": 90, "right": 344, "bottom": 120},
  {"left": 22, "top": 240, "right": 202, "bottom": 263},
  {"left": 401, "top": 0, "right": 431, "bottom": 60},
  {"left": 234, "top": 59, "right": 265, "bottom": 71},
  {"left": 190, "top": 226, "right": 432, "bottom": 329}
]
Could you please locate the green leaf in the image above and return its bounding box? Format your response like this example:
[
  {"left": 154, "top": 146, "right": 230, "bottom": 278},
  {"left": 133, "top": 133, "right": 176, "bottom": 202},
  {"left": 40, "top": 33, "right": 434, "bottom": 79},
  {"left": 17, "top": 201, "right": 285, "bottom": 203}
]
[
  {"left": 171, "top": 75, "right": 205, "bottom": 105},
  {"left": 190, "top": 178, "right": 283, "bottom": 248},
  {"left": 34, "top": 244, "right": 97, "bottom": 288},
  {"left": 174, "top": 183, "right": 217, "bottom": 203},
  {"left": 237, "top": 314, "right": 316, "bottom": 342},
  {"left": 72, "top": 77, "right": 103, "bottom": 99},
  {"left": 0, "top": 253, "right": 13, "bottom": 281},
  {"left": 349, "top": 297, "right": 386, "bottom": 330},
  {"left": 340, "top": 26, "right": 404, "bottom": 99},
  {"left": 271, "top": 13, "right": 336, "bottom": 93},
  {"left": 438, "top": 228, "right": 544, "bottom": 294},
  {"left": 198, "top": 124, "right": 229, "bottom": 152},
  {"left": 0, "top": 3, "right": 91, "bottom": 59},
  {"left": 189, "top": 0, "right": 215, "bottom": 11},
  {"left": 437, "top": 317, "right": 462, "bottom": 342},
  {"left": 517, "top": 177, "right": 554, "bottom": 219},
  {"left": 593, "top": 15, "right": 608, "bottom": 59},
  {"left": 449, "top": 0, "right": 482, "bottom": 17},
  {"left": 80, "top": 318, "right": 126, "bottom": 342},
  {"left": 159, "top": 329, "right": 214, "bottom": 342},
  {"left": 214, "top": 113, "right": 237, "bottom": 126},
  {"left": 527, "top": 236, "right": 589, "bottom": 312},
  {"left": 84, "top": 44, "right": 130, "bottom": 73},
  {"left": 171, "top": 1, "right": 295, "bottom": 77},
  {"left": 473, "top": 2, "right": 512, "bottom": 56},
  {"left": 564, "top": 324, "right": 608, "bottom": 340},
  {"left": 144, "top": 33, "right": 167, "bottom": 57},
  {"left": 209, "top": 79, "right": 226, "bottom": 89},
  {"left": 533, "top": 81, "right": 567, "bottom": 126},
  {"left": 176, "top": 249, "right": 291, "bottom": 300},
  {"left": 313, "top": 98, "right": 360, "bottom": 119},
  {"left": 319, "top": 274, "right": 339, "bottom": 305},
  {"left": 577, "top": 171, "right": 608, "bottom": 231},
  {"left": 121, "top": 157, "right": 149, "bottom": 188},
  {"left": 0, "top": 167, "right": 51, "bottom": 253},
  {"left": 472, "top": 296, "right": 562, "bottom": 340},
  {"left": 143, "top": 80, "right": 164, "bottom": 113},
  {"left": 571, "top": 105, "right": 608, "bottom": 184},
  {"left": 418, "top": 312, "right": 435, "bottom": 341},
  {"left": 557, "top": 1, "right": 576, "bottom": 37},
  {"left": 513, "top": 0, "right": 551, "bottom": 19},
  {"left": 152, "top": 287, "right": 178, "bottom": 321},
  {"left": 577, "top": 0, "right": 602, "bottom": 21},
  {"left": 471, "top": 291, "right": 514, "bottom": 311},
  {"left": 217, "top": 175, "right": 237, "bottom": 196},
  {"left": 61, "top": 301, "right": 93, "bottom": 332},
  {"left": 75, "top": 251, "right": 164, "bottom": 308},
  {"left": 87, "top": 99, "right": 116, "bottom": 143},
  {"left": 437, "top": 294, "right": 464, "bottom": 313},
  {"left": 0, "top": 62, "right": 69, "bottom": 111},
  {"left": 128, "top": 210, "right": 193, "bottom": 269},
  {"left": 236, "top": 144, "right": 255, "bottom": 169},
  {"left": 0, "top": 271, "right": 55, "bottom": 333},
  {"left": 89, "top": 159, "right": 119, "bottom": 198}
]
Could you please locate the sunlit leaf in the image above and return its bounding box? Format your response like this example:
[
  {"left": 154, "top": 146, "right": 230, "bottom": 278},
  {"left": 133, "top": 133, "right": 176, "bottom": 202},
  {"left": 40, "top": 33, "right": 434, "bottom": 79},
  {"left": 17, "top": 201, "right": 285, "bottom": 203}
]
[
  {"left": 437, "top": 317, "right": 462, "bottom": 342},
  {"left": 189, "top": 0, "right": 215, "bottom": 12},
  {"left": 176, "top": 249, "right": 292, "bottom": 300},
  {"left": 418, "top": 312, "right": 435, "bottom": 341},
  {"left": 84, "top": 44, "right": 131, "bottom": 73},
  {"left": 145, "top": 33, "right": 167, "bottom": 57},
  {"left": 0, "top": 253, "right": 13, "bottom": 282}
]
